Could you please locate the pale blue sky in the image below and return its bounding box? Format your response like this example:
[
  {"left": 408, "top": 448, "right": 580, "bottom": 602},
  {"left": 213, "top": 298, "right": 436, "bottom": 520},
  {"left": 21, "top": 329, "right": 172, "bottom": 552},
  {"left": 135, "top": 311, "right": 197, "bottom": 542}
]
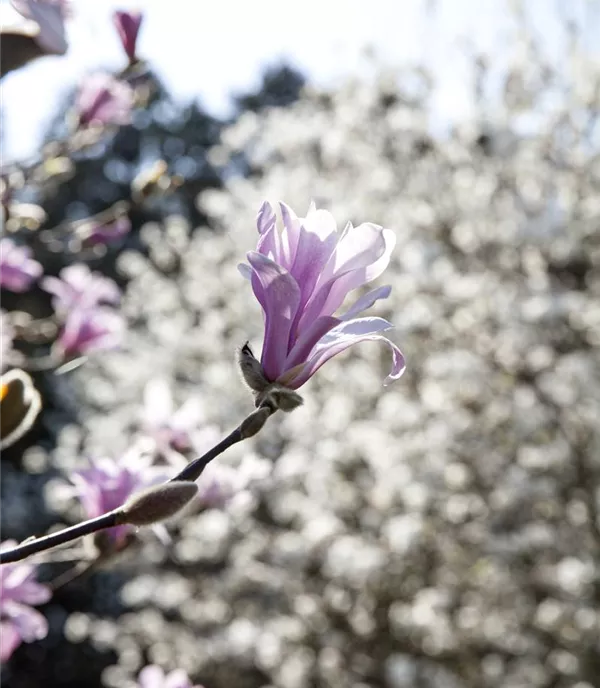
[{"left": 1, "top": 0, "right": 598, "bottom": 162}]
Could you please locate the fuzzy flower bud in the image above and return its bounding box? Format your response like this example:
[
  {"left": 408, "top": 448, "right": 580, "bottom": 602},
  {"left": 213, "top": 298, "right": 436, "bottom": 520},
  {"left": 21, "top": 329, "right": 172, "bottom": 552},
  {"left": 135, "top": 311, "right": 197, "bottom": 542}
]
[
  {"left": 239, "top": 406, "right": 272, "bottom": 439},
  {"left": 119, "top": 481, "right": 198, "bottom": 527}
]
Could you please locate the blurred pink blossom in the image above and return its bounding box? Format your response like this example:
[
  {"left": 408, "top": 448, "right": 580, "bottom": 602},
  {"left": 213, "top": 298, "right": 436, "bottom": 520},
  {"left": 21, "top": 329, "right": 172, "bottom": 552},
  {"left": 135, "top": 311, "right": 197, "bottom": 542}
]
[
  {"left": 0, "top": 541, "right": 51, "bottom": 662},
  {"left": 137, "top": 665, "right": 203, "bottom": 688},
  {"left": 42, "top": 264, "right": 120, "bottom": 313},
  {"left": 55, "top": 306, "right": 124, "bottom": 358},
  {"left": 113, "top": 10, "right": 143, "bottom": 64},
  {"left": 9, "top": 0, "right": 69, "bottom": 55},
  {"left": 43, "top": 265, "right": 124, "bottom": 359},
  {"left": 0, "top": 238, "right": 42, "bottom": 292},
  {"left": 64, "top": 455, "right": 168, "bottom": 545},
  {"left": 76, "top": 73, "right": 133, "bottom": 128}
]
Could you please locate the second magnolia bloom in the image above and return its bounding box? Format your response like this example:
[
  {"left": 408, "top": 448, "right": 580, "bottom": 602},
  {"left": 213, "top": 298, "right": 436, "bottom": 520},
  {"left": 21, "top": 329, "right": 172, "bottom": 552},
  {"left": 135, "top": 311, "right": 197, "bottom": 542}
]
[{"left": 240, "top": 202, "right": 405, "bottom": 390}]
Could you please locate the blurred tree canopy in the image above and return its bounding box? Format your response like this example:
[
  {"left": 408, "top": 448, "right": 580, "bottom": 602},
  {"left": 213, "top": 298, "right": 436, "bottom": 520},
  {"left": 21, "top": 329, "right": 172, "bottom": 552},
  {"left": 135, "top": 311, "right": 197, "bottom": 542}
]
[{"left": 34, "top": 63, "right": 306, "bottom": 231}]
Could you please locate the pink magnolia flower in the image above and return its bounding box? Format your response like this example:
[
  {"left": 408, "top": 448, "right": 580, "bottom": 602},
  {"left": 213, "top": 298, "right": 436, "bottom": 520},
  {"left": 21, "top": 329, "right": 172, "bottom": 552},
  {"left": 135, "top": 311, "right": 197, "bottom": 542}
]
[
  {"left": 9, "top": 0, "right": 69, "bottom": 55},
  {"left": 113, "top": 10, "right": 143, "bottom": 64},
  {"left": 65, "top": 455, "right": 167, "bottom": 545},
  {"left": 0, "top": 542, "right": 51, "bottom": 662},
  {"left": 0, "top": 238, "right": 42, "bottom": 292},
  {"left": 42, "top": 264, "right": 121, "bottom": 313},
  {"left": 43, "top": 266, "right": 124, "bottom": 359},
  {"left": 137, "top": 665, "right": 203, "bottom": 688},
  {"left": 239, "top": 201, "right": 405, "bottom": 390},
  {"left": 76, "top": 73, "right": 133, "bottom": 128}
]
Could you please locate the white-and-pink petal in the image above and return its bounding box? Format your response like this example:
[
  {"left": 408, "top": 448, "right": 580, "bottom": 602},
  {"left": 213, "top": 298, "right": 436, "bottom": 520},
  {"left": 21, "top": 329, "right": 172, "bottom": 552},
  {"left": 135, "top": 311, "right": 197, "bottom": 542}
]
[
  {"left": 338, "top": 285, "right": 392, "bottom": 321},
  {"left": 283, "top": 317, "right": 405, "bottom": 389},
  {"left": 247, "top": 251, "right": 301, "bottom": 381}
]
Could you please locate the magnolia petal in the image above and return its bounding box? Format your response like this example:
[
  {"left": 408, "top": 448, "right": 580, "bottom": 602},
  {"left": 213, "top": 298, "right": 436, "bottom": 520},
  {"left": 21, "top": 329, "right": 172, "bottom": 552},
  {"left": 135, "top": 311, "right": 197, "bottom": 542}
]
[
  {"left": 288, "top": 211, "right": 339, "bottom": 324},
  {"left": 8, "top": 581, "right": 51, "bottom": 606},
  {"left": 284, "top": 317, "right": 405, "bottom": 389},
  {"left": 317, "top": 316, "right": 394, "bottom": 343},
  {"left": 40, "top": 275, "right": 66, "bottom": 300},
  {"left": 283, "top": 315, "right": 339, "bottom": 372},
  {"left": 275, "top": 362, "right": 306, "bottom": 388},
  {"left": 339, "top": 285, "right": 392, "bottom": 321},
  {"left": 306, "top": 227, "right": 396, "bottom": 324},
  {"left": 238, "top": 263, "right": 252, "bottom": 281},
  {"left": 3, "top": 600, "right": 49, "bottom": 642},
  {"left": 361, "top": 227, "right": 396, "bottom": 283},
  {"left": 256, "top": 224, "right": 282, "bottom": 263},
  {"left": 298, "top": 226, "right": 394, "bottom": 328},
  {"left": 3, "top": 563, "right": 36, "bottom": 590},
  {"left": 301, "top": 208, "right": 338, "bottom": 240},
  {"left": 279, "top": 201, "right": 301, "bottom": 269},
  {"left": 317, "top": 222, "right": 387, "bottom": 287},
  {"left": 247, "top": 251, "right": 301, "bottom": 381},
  {"left": 325, "top": 226, "right": 395, "bottom": 303},
  {"left": 0, "top": 268, "right": 32, "bottom": 292},
  {"left": 58, "top": 308, "right": 124, "bottom": 356},
  {"left": 256, "top": 201, "right": 282, "bottom": 261},
  {"left": 245, "top": 255, "right": 268, "bottom": 313},
  {"left": 42, "top": 264, "right": 121, "bottom": 311},
  {"left": 0, "top": 238, "right": 42, "bottom": 292},
  {"left": 0, "top": 621, "right": 22, "bottom": 662},
  {"left": 257, "top": 200, "right": 276, "bottom": 235}
]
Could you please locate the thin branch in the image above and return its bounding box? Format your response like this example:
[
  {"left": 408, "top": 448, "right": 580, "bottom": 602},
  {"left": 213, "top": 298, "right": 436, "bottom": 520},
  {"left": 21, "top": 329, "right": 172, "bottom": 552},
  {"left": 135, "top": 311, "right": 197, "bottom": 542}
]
[
  {"left": 0, "top": 512, "right": 117, "bottom": 565},
  {"left": 170, "top": 427, "right": 243, "bottom": 483},
  {"left": 0, "top": 408, "right": 270, "bottom": 565}
]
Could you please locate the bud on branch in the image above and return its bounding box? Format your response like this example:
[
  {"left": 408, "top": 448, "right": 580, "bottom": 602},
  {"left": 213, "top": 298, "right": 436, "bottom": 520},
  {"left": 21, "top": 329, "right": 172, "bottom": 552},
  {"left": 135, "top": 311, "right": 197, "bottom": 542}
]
[{"left": 118, "top": 481, "right": 198, "bottom": 527}]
